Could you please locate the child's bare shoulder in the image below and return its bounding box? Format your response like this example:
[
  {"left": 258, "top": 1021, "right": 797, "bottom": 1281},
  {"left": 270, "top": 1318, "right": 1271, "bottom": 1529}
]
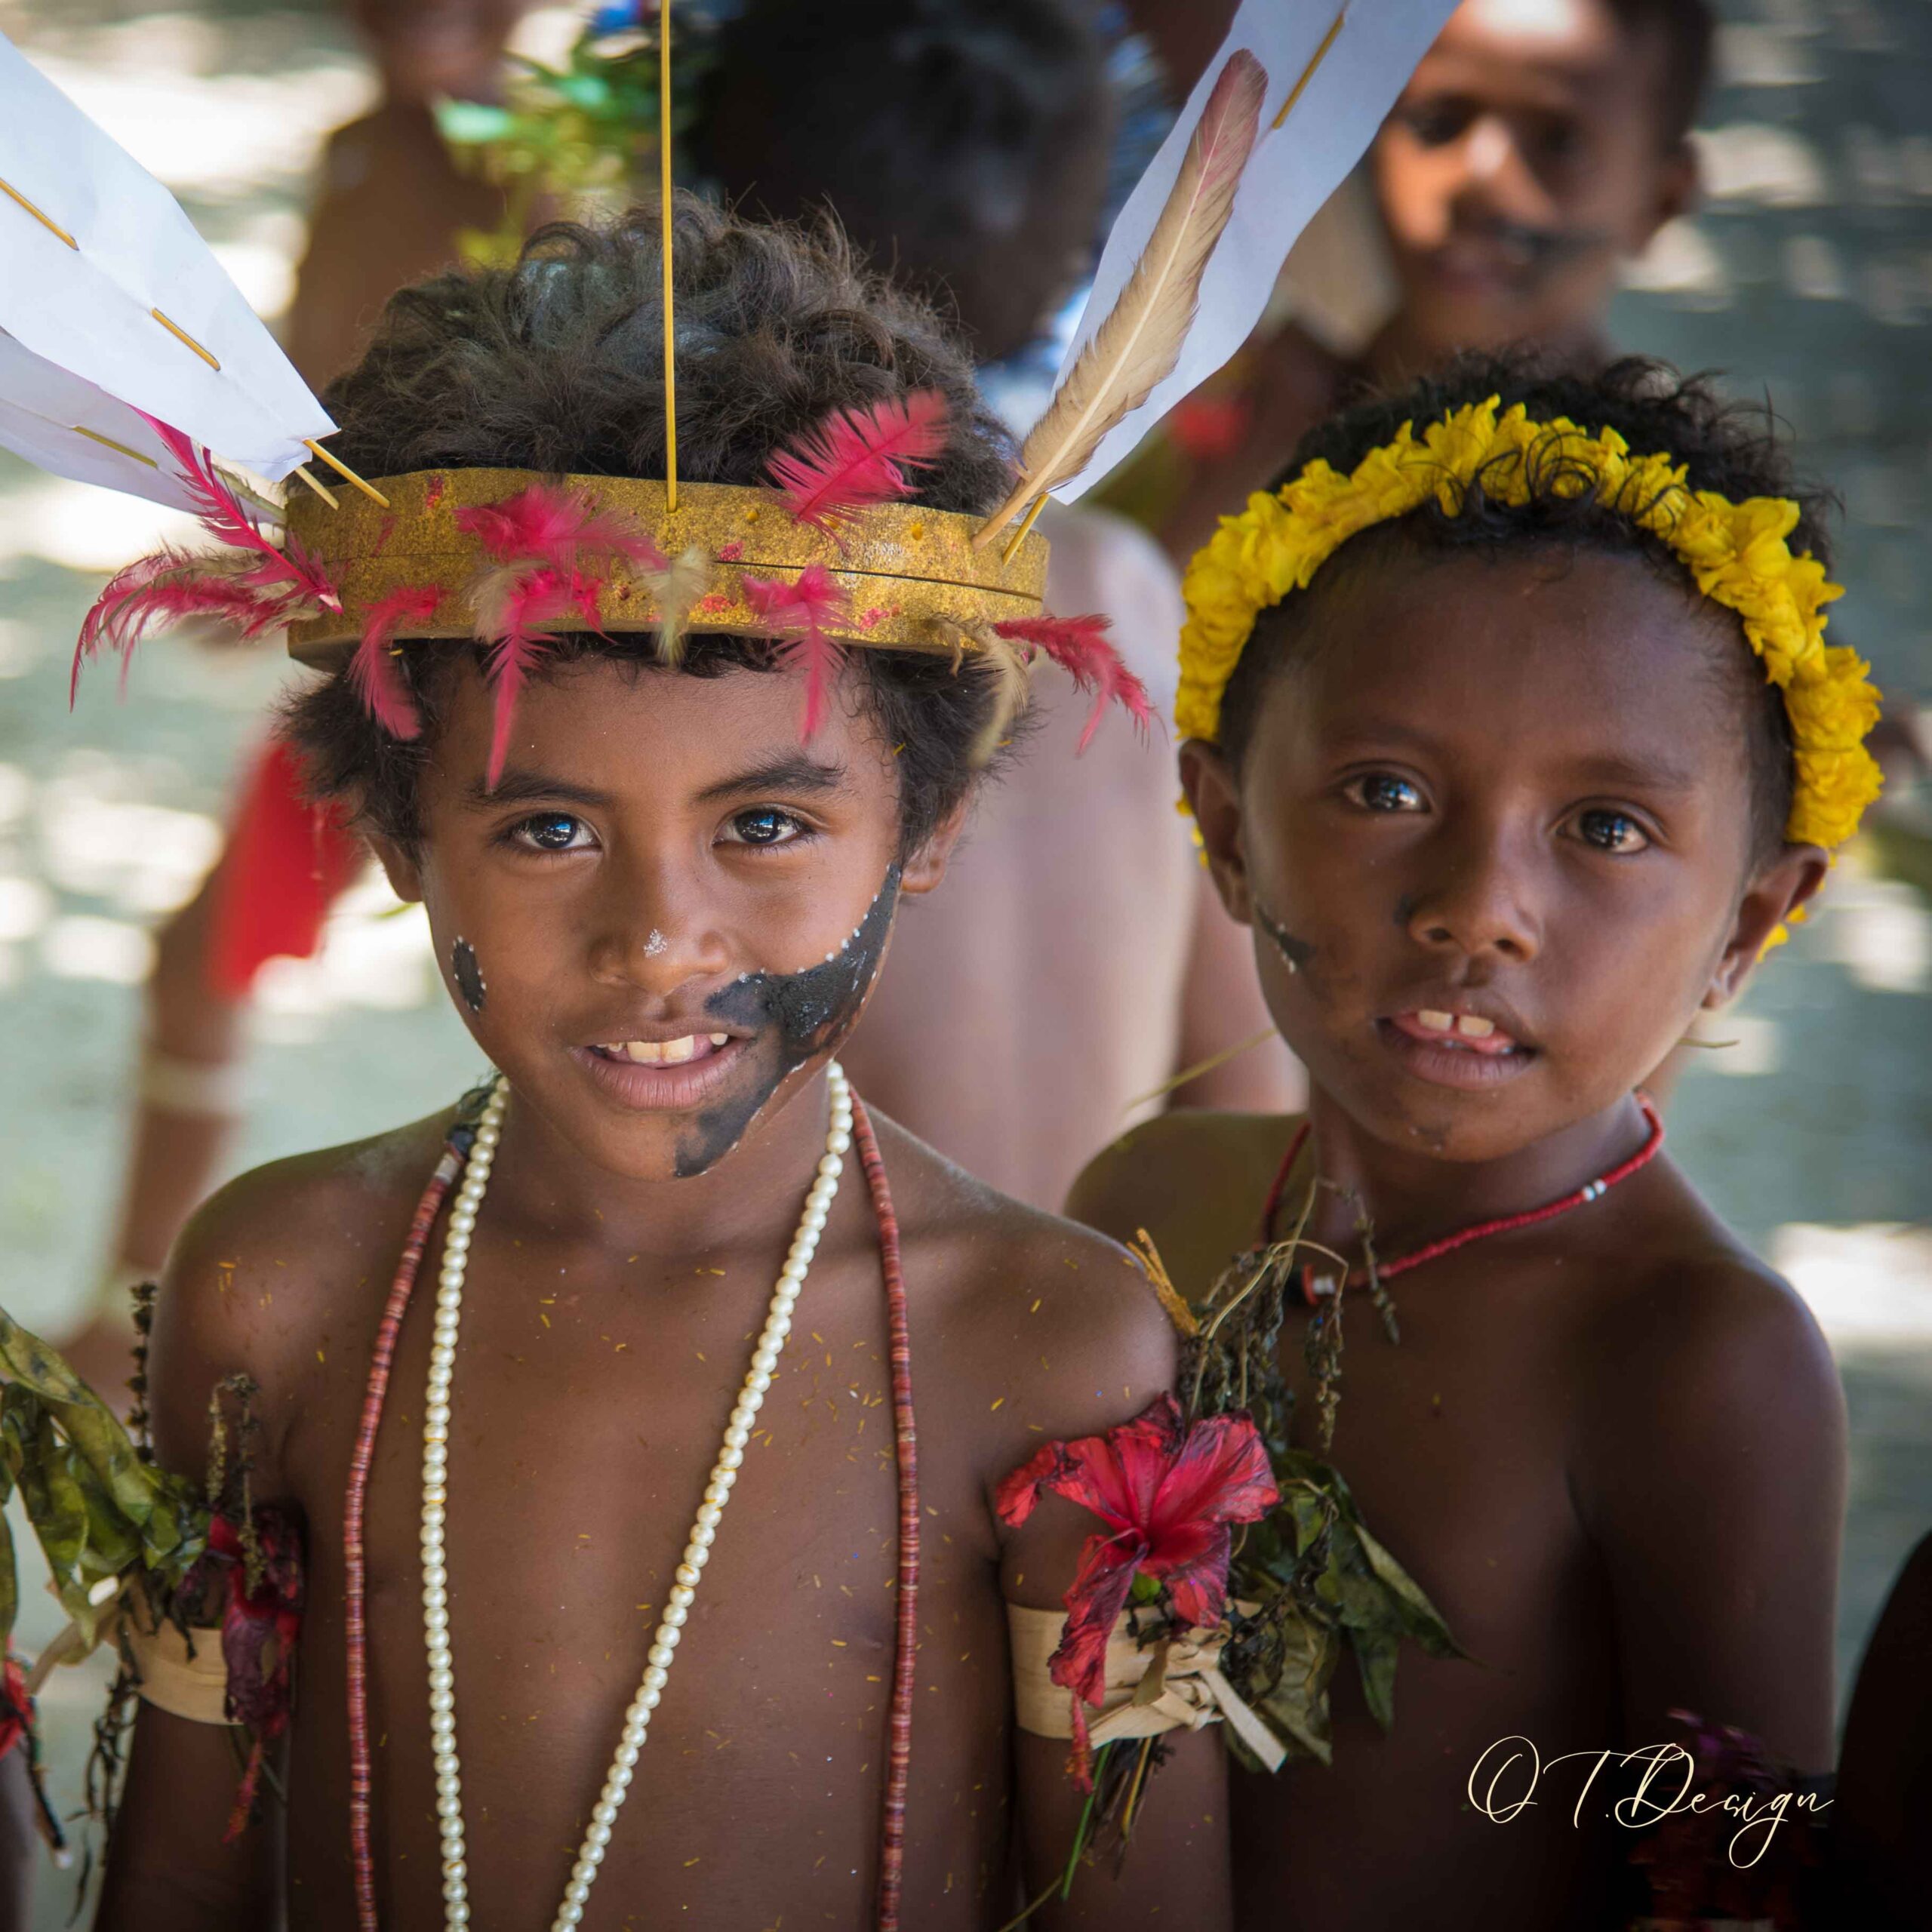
[
  {"left": 1569, "top": 1201, "right": 1842, "bottom": 1479},
  {"left": 1068, "top": 1109, "right": 1296, "bottom": 1299},
  {"left": 154, "top": 1114, "right": 453, "bottom": 1428},
  {"left": 877, "top": 1118, "right": 1183, "bottom": 1441}
]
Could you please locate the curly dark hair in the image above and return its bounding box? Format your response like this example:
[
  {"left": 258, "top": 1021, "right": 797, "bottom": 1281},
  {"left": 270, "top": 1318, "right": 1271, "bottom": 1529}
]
[
  {"left": 285, "top": 195, "right": 1020, "bottom": 855},
  {"left": 1217, "top": 354, "right": 1835, "bottom": 863}
]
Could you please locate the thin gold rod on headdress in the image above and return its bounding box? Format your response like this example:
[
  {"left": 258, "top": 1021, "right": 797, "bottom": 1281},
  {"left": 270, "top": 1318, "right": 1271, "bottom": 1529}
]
[
  {"left": 149, "top": 308, "right": 221, "bottom": 370},
  {"left": 660, "top": 0, "right": 678, "bottom": 512},
  {"left": 288, "top": 463, "right": 340, "bottom": 509},
  {"left": 1273, "top": 5, "right": 1347, "bottom": 129},
  {"left": 69, "top": 424, "right": 158, "bottom": 468},
  {"left": 0, "top": 174, "right": 78, "bottom": 249},
  {"left": 304, "top": 438, "right": 390, "bottom": 507},
  {"left": 1001, "top": 494, "right": 1048, "bottom": 566}
]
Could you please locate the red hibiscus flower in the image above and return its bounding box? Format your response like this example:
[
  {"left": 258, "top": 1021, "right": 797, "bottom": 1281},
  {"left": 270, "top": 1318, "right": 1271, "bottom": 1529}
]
[{"left": 996, "top": 1395, "right": 1277, "bottom": 1744}]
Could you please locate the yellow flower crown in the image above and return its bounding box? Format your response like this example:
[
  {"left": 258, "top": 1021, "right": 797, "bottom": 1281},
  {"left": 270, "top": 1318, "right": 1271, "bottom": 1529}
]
[{"left": 1177, "top": 398, "right": 1883, "bottom": 854}]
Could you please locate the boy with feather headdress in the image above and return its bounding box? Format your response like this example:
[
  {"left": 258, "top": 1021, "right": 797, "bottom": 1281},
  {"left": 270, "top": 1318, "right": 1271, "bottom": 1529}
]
[{"left": 58, "top": 198, "right": 1232, "bottom": 1931}]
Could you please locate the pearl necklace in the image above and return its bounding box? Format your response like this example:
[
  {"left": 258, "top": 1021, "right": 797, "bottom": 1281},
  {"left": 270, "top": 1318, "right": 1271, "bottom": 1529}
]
[{"left": 420, "top": 1063, "right": 854, "bottom": 1931}]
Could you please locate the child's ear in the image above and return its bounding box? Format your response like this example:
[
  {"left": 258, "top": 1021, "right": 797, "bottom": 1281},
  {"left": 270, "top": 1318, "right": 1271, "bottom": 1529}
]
[
  {"left": 1704, "top": 843, "right": 1829, "bottom": 1008},
  {"left": 899, "top": 797, "right": 971, "bottom": 898},
  {"left": 1644, "top": 137, "right": 1702, "bottom": 245},
  {"left": 367, "top": 832, "right": 426, "bottom": 906},
  {"left": 1179, "top": 739, "right": 1252, "bottom": 925}
]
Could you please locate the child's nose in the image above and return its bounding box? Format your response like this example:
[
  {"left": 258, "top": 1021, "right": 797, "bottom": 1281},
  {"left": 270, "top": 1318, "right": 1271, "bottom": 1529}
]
[
  {"left": 1450, "top": 115, "right": 1557, "bottom": 226},
  {"left": 585, "top": 862, "right": 728, "bottom": 992},
  {"left": 1401, "top": 838, "right": 1542, "bottom": 965}
]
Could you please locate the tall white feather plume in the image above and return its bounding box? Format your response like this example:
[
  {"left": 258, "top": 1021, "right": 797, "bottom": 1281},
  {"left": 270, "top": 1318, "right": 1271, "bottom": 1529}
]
[
  {"left": 983, "top": 0, "right": 1460, "bottom": 526},
  {"left": 0, "top": 28, "right": 332, "bottom": 503},
  {"left": 975, "top": 51, "right": 1267, "bottom": 546}
]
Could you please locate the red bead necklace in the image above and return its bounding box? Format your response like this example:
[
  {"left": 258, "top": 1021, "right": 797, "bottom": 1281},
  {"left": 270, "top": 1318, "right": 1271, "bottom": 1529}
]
[
  {"left": 1258, "top": 1092, "right": 1665, "bottom": 1305},
  {"left": 342, "top": 1086, "right": 919, "bottom": 1932}
]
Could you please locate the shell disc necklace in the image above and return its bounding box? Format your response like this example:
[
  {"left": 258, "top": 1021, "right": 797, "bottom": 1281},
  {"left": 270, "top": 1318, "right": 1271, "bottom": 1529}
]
[{"left": 420, "top": 1063, "right": 854, "bottom": 1931}]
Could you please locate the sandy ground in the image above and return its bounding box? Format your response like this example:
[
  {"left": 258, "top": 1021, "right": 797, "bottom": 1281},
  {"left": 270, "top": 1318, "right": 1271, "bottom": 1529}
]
[{"left": 0, "top": 1, "right": 1927, "bottom": 1922}]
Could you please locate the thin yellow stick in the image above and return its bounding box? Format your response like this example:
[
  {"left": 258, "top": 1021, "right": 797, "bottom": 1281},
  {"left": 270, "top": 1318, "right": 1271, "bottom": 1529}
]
[
  {"left": 1273, "top": 5, "right": 1347, "bottom": 129},
  {"left": 289, "top": 463, "right": 340, "bottom": 509},
  {"left": 149, "top": 309, "right": 221, "bottom": 370},
  {"left": 999, "top": 493, "right": 1048, "bottom": 565},
  {"left": 1121, "top": 1026, "right": 1276, "bottom": 1114},
  {"left": 0, "top": 175, "right": 77, "bottom": 249},
  {"left": 69, "top": 424, "right": 158, "bottom": 469},
  {"left": 303, "top": 438, "right": 389, "bottom": 507},
  {"left": 660, "top": 0, "right": 678, "bottom": 512}
]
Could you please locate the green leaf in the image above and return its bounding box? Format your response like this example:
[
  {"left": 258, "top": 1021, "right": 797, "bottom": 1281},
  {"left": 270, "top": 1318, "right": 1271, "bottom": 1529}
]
[
  {"left": 1353, "top": 1521, "right": 1463, "bottom": 1658},
  {"left": 0, "top": 1477, "right": 16, "bottom": 1652},
  {"left": 1352, "top": 1625, "right": 1399, "bottom": 1732},
  {"left": 555, "top": 72, "right": 612, "bottom": 111},
  {"left": 436, "top": 100, "right": 517, "bottom": 145},
  {"left": 1256, "top": 1610, "right": 1337, "bottom": 1766},
  {"left": 0, "top": 1306, "right": 192, "bottom": 1557}
]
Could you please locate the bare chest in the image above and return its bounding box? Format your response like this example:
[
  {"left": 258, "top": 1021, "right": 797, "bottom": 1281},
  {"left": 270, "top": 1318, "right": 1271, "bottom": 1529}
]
[
  {"left": 1229, "top": 1266, "right": 1626, "bottom": 1930},
  {"left": 279, "top": 1244, "right": 1017, "bottom": 1928}
]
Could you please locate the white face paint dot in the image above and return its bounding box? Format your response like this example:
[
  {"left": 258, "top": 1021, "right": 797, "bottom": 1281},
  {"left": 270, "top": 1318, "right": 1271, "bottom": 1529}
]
[{"left": 645, "top": 930, "right": 668, "bottom": 957}]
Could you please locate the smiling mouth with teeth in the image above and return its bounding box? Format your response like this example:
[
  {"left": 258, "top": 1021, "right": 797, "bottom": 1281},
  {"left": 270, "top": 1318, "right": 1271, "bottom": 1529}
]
[
  {"left": 1391, "top": 1009, "right": 1522, "bottom": 1057},
  {"left": 591, "top": 1032, "right": 733, "bottom": 1068}
]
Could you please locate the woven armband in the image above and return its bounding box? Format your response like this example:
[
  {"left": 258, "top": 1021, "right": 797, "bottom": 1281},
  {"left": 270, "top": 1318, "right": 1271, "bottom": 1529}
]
[
  {"left": 1008, "top": 1602, "right": 1285, "bottom": 1769},
  {"left": 125, "top": 1615, "right": 235, "bottom": 1726}
]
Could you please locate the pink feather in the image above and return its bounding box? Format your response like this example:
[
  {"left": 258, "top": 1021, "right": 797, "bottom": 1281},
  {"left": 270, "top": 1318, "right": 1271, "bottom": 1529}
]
[
  {"left": 74, "top": 550, "right": 307, "bottom": 704},
  {"left": 143, "top": 415, "right": 340, "bottom": 610},
  {"left": 766, "top": 391, "right": 951, "bottom": 535},
  {"left": 467, "top": 564, "right": 584, "bottom": 786},
  {"left": 993, "top": 614, "right": 1155, "bottom": 752},
  {"left": 743, "top": 562, "right": 851, "bottom": 739},
  {"left": 454, "top": 485, "right": 668, "bottom": 574},
  {"left": 349, "top": 585, "right": 442, "bottom": 740}
]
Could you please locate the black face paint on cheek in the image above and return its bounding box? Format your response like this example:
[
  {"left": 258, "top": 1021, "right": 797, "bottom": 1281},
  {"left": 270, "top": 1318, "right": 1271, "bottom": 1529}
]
[
  {"left": 1392, "top": 893, "right": 1417, "bottom": 931},
  {"left": 451, "top": 938, "right": 487, "bottom": 1014},
  {"left": 672, "top": 866, "right": 903, "bottom": 1177},
  {"left": 1253, "top": 899, "right": 1315, "bottom": 975}
]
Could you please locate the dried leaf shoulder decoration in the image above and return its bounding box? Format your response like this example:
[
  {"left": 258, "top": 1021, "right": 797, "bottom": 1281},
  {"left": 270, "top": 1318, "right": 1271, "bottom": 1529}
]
[
  {"left": 994, "top": 1206, "right": 1460, "bottom": 1920},
  {"left": 72, "top": 389, "right": 1154, "bottom": 789},
  {"left": 0, "top": 1299, "right": 300, "bottom": 1866}
]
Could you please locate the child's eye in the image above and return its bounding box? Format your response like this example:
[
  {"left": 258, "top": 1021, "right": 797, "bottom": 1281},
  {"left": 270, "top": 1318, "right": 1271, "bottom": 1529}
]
[
  {"left": 509, "top": 812, "right": 595, "bottom": 852},
  {"left": 1343, "top": 773, "right": 1427, "bottom": 814},
  {"left": 1572, "top": 808, "right": 1650, "bottom": 854},
  {"left": 1402, "top": 99, "right": 1472, "bottom": 149},
  {"left": 720, "top": 808, "right": 808, "bottom": 848}
]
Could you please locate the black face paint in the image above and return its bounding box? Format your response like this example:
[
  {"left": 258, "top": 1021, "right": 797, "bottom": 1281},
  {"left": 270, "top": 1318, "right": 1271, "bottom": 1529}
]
[
  {"left": 675, "top": 866, "right": 902, "bottom": 1177},
  {"left": 1392, "top": 893, "right": 1417, "bottom": 931},
  {"left": 451, "top": 937, "right": 488, "bottom": 1014},
  {"left": 1253, "top": 900, "right": 1315, "bottom": 975}
]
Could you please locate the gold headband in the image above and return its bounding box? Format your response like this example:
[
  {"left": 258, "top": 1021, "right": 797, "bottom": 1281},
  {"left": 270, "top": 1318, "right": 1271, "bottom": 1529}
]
[{"left": 283, "top": 468, "right": 1049, "bottom": 667}]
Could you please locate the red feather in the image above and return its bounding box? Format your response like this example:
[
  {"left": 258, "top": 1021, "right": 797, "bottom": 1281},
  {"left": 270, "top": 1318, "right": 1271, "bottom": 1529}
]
[
  {"left": 454, "top": 484, "right": 667, "bottom": 574},
  {"left": 468, "top": 564, "right": 583, "bottom": 786},
  {"left": 766, "top": 391, "right": 950, "bottom": 535},
  {"left": 743, "top": 563, "right": 851, "bottom": 739},
  {"left": 993, "top": 613, "right": 1154, "bottom": 752},
  {"left": 143, "top": 415, "right": 340, "bottom": 610},
  {"left": 349, "top": 585, "right": 442, "bottom": 740},
  {"left": 74, "top": 551, "right": 306, "bottom": 704}
]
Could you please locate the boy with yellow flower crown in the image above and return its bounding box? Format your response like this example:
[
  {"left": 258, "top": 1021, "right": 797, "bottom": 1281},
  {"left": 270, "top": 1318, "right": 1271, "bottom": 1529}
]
[{"left": 1070, "top": 350, "right": 1880, "bottom": 1932}]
